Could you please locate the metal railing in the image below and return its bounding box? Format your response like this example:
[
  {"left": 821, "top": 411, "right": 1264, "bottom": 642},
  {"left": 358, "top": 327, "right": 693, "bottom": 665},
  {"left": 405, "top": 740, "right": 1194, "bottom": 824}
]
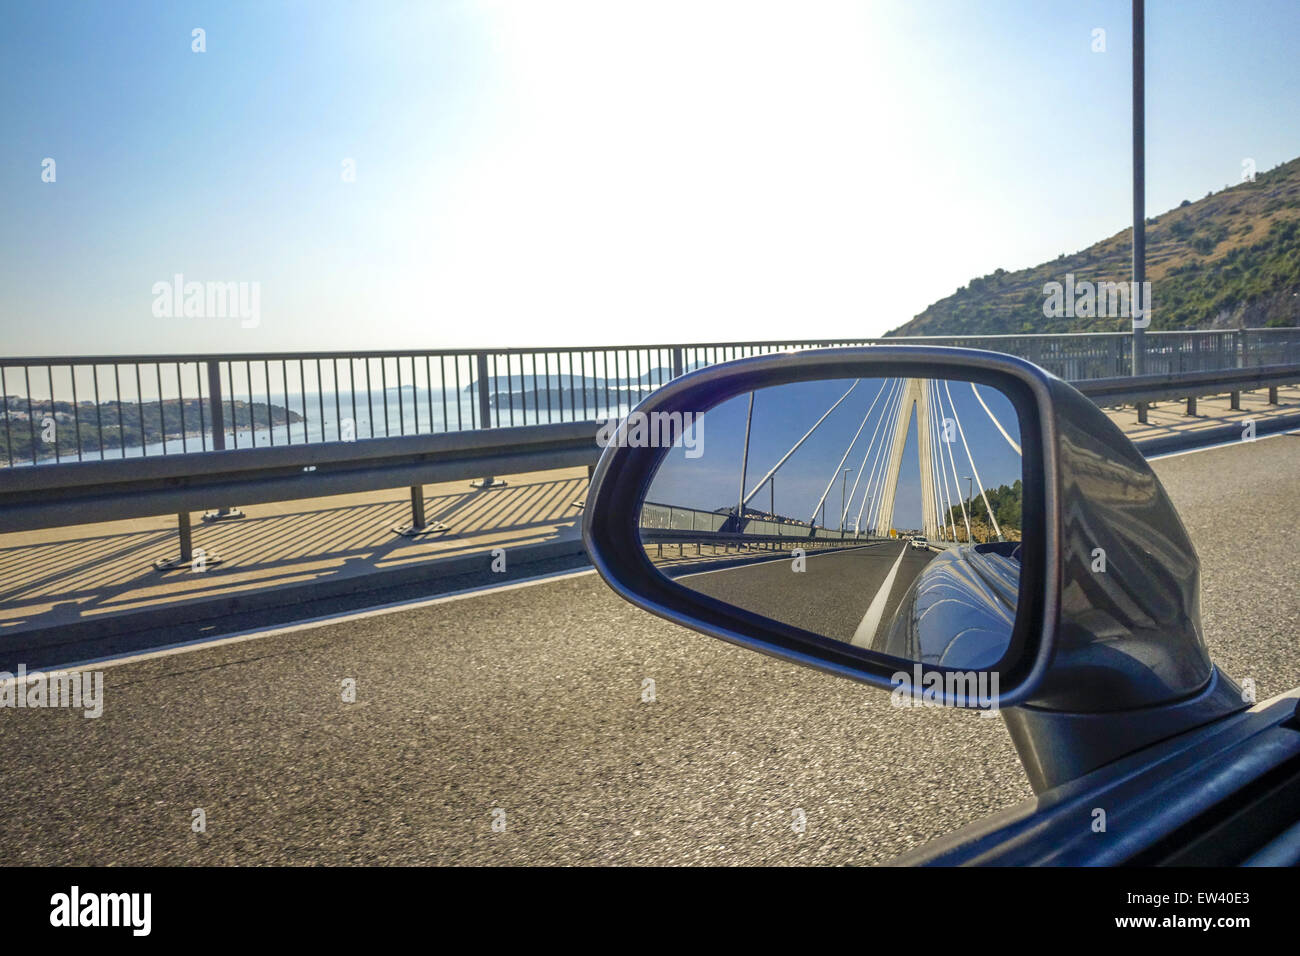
[
  {"left": 637, "top": 500, "right": 883, "bottom": 568},
  {"left": 640, "top": 501, "right": 877, "bottom": 541},
  {"left": 0, "top": 343, "right": 827, "bottom": 468},
  {"left": 3, "top": 330, "right": 1299, "bottom": 468}
]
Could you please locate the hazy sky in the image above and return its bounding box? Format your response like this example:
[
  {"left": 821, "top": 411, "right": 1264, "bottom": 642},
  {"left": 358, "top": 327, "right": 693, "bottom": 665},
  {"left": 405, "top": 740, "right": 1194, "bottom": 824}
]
[{"left": 3, "top": 0, "right": 1299, "bottom": 357}]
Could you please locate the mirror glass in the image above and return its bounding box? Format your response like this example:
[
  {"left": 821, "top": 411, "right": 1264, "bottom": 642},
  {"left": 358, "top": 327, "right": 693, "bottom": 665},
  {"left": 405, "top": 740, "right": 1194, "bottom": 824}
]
[{"left": 638, "top": 375, "right": 1025, "bottom": 670}]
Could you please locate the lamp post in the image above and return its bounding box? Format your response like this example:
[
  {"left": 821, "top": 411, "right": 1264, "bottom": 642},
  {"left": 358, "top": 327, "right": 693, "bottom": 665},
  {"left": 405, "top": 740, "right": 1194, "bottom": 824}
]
[
  {"left": 1131, "top": 0, "right": 1148, "bottom": 414},
  {"left": 840, "top": 468, "right": 852, "bottom": 535},
  {"left": 963, "top": 475, "right": 975, "bottom": 543},
  {"left": 737, "top": 391, "right": 754, "bottom": 530}
]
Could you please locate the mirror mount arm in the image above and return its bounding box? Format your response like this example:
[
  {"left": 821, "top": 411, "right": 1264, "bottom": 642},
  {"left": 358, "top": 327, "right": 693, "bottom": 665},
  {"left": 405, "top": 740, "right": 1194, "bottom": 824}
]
[
  {"left": 1006, "top": 381, "right": 1248, "bottom": 792},
  {"left": 1002, "top": 668, "right": 1246, "bottom": 794}
]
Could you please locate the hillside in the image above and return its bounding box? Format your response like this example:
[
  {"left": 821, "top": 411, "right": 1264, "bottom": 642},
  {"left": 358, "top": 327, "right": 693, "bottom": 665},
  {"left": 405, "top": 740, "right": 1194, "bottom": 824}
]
[
  {"left": 1, "top": 397, "right": 301, "bottom": 463},
  {"left": 888, "top": 156, "right": 1300, "bottom": 335}
]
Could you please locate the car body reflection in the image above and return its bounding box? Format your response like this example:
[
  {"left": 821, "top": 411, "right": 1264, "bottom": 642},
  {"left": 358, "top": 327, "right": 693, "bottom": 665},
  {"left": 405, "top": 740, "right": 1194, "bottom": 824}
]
[{"left": 873, "top": 542, "right": 1021, "bottom": 669}]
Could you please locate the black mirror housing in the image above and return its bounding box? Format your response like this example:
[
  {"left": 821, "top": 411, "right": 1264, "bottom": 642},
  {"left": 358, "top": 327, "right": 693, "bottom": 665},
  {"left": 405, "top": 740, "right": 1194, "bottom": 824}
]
[
  {"left": 582, "top": 346, "right": 1056, "bottom": 707},
  {"left": 582, "top": 346, "right": 1244, "bottom": 788}
]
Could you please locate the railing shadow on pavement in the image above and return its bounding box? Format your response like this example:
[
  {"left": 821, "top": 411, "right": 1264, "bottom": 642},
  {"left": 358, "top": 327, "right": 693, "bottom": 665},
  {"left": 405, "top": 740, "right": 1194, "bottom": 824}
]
[
  {"left": 1105, "top": 386, "right": 1298, "bottom": 438},
  {"left": 0, "top": 474, "right": 588, "bottom": 636}
]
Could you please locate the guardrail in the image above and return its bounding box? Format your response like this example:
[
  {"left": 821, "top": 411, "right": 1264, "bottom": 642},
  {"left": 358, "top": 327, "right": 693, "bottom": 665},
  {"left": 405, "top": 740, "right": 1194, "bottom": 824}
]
[
  {"left": 0, "top": 420, "right": 600, "bottom": 534},
  {"left": 0, "top": 420, "right": 603, "bottom": 569},
  {"left": 640, "top": 530, "right": 883, "bottom": 569},
  {"left": 5, "top": 330, "right": 1299, "bottom": 468},
  {"left": 1074, "top": 362, "right": 1300, "bottom": 412},
  {"left": 0, "top": 342, "right": 843, "bottom": 468},
  {"left": 2, "top": 337, "right": 1298, "bottom": 571},
  {"left": 640, "top": 525, "right": 885, "bottom": 567},
  {"left": 641, "top": 528, "right": 879, "bottom": 548},
  {"left": 641, "top": 501, "right": 877, "bottom": 539}
]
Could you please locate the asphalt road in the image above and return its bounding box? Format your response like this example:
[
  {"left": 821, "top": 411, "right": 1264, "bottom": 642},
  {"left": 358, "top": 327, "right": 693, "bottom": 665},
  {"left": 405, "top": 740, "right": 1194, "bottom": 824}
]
[
  {"left": 678, "top": 542, "right": 934, "bottom": 645},
  {"left": 1, "top": 433, "right": 1297, "bottom": 865}
]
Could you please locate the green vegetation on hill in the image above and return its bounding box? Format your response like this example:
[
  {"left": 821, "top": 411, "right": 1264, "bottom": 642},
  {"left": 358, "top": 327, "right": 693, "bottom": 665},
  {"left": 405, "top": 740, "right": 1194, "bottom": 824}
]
[
  {"left": 946, "top": 479, "right": 1022, "bottom": 542},
  {"left": 0, "top": 397, "right": 301, "bottom": 463},
  {"left": 889, "top": 156, "right": 1300, "bottom": 335}
]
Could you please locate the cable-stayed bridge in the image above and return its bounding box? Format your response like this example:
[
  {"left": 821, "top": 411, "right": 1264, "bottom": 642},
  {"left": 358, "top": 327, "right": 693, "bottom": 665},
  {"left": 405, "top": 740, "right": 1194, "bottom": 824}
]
[
  {"left": 0, "top": 335, "right": 1298, "bottom": 866},
  {"left": 721, "top": 376, "right": 1019, "bottom": 545}
]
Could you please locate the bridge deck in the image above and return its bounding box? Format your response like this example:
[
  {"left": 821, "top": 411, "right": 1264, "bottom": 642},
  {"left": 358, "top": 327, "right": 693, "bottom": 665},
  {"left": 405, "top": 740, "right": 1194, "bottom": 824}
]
[
  {"left": 1, "top": 386, "right": 1296, "bottom": 657},
  {"left": 0, "top": 431, "right": 1295, "bottom": 865}
]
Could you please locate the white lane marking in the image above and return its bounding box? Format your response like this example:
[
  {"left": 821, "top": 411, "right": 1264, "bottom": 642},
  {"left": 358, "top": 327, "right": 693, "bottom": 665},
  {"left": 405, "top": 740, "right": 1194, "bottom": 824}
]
[
  {"left": 5, "top": 566, "right": 598, "bottom": 679},
  {"left": 1147, "top": 426, "right": 1299, "bottom": 460},
  {"left": 850, "top": 544, "right": 910, "bottom": 648}
]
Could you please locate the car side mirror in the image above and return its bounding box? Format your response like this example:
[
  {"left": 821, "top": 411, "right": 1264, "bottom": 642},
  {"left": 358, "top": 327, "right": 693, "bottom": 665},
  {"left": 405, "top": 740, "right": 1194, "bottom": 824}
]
[{"left": 582, "top": 347, "right": 1245, "bottom": 792}]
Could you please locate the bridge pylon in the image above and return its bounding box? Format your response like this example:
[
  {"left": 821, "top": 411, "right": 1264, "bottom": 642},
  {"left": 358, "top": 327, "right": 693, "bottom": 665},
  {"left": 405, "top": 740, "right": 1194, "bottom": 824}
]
[{"left": 870, "top": 378, "right": 938, "bottom": 541}]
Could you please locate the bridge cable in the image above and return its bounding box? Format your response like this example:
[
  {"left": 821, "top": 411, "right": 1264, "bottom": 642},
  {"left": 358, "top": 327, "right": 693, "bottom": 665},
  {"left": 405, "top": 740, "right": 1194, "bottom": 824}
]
[
  {"left": 935, "top": 380, "right": 973, "bottom": 542},
  {"left": 943, "top": 379, "right": 1003, "bottom": 541},
  {"left": 848, "top": 377, "right": 901, "bottom": 534},
  {"left": 932, "top": 379, "right": 959, "bottom": 541},
  {"left": 932, "top": 380, "right": 953, "bottom": 540},
  {"left": 971, "top": 382, "right": 1021, "bottom": 456},
  {"left": 927, "top": 380, "right": 950, "bottom": 541},
  {"left": 736, "top": 391, "right": 755, "bottom": 525},
  {"left": 875, "top": 378, "right": 910, "bottom": 534},
  {"left": 741, "top": 379, "right": 860, "bottom": 507},
  {"left": 863, "top": 378, "right": 906, "bottom": 534},
  {"left": 923, "top": 379, "right": 940, "bottom": 538},
  {"left": 855, "top": 378, "right": 901, "bottom": 534},
  {"left": 808, "top": 379, "right": 890, "bottom": 528}
]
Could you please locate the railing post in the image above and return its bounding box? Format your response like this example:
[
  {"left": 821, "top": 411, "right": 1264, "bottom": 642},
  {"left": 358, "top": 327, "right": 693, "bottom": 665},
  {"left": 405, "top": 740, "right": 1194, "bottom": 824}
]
[
  {"left": 475, "top": 352, "right": 492, "bottom": 428},
  {"left": 671, "top": 348, "right": 684, "bottom": 379},
  {"left": 471, "top": 352, "right": 505, "bottom": 489},
  {"left": 1229, "top": 329, "right": 1243, "bottom": 409},
  {"left": 178, "top": 510, "right": 193, "bottom": 562},
  {"left": 153, "top": 511, "right": 224, "bottom": 571},
  {"left": 202, "top": 360, "right": 243, "bottom": 521},
  {"left": 392, "top": 484, "right": 449, "bottom": 537},
  {"left": 206, "top": 360, "right": 225, "bottom": 451}
]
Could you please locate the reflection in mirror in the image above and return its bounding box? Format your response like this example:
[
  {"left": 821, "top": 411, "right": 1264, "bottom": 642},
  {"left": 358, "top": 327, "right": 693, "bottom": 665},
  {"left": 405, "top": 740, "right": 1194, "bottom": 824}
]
[{"left": 639, "top": 376, "right": 1024, "bottom": 671}]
